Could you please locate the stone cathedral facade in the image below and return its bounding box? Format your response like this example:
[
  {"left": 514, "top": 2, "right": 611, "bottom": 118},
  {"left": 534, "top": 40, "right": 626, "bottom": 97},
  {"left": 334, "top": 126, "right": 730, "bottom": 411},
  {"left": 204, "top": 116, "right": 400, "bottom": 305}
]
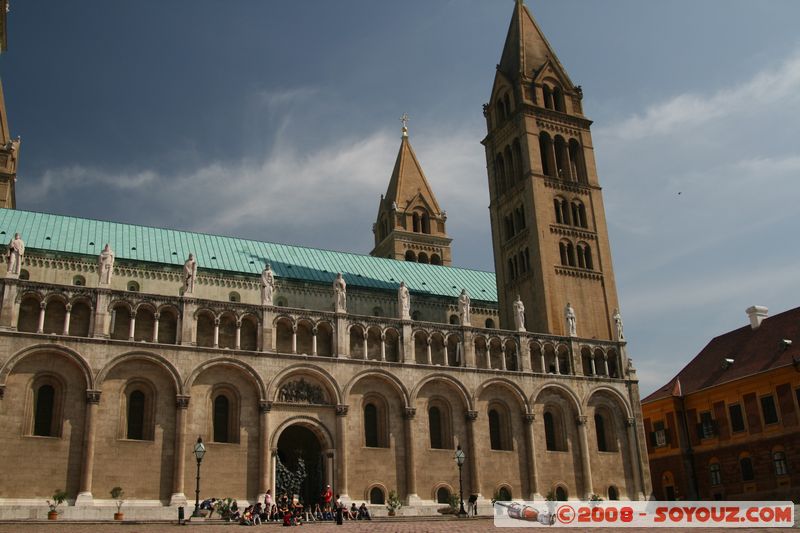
[{"left": 0, "top": 1, "right": 652, "bottom": 518}]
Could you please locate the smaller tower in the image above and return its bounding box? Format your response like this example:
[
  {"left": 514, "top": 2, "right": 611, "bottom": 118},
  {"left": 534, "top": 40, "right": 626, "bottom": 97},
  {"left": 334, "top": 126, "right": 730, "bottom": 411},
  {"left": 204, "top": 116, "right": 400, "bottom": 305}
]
[
  {"left": 0, "top": 0, "right": 19, "bottom": 209},
  {"left": 370, "top": 116, "right": 452, "bottom": 266}
]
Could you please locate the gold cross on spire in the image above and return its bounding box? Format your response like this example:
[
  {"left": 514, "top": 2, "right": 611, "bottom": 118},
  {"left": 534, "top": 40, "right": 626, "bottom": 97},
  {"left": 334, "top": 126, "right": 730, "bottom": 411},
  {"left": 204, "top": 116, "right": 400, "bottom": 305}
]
[{"left": 400, "top": 113, "right": 409, "bottom": 137}]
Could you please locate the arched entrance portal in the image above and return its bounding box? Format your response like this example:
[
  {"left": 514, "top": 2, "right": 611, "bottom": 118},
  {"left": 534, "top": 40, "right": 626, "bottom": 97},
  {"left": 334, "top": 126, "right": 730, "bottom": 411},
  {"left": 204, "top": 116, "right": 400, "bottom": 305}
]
[{"left": 277, "top": 425, "right": 325, "bottom": 507}]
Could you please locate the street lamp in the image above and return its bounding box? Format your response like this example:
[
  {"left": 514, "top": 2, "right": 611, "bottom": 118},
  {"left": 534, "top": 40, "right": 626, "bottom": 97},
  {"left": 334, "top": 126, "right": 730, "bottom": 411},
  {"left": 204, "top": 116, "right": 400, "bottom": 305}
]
[
  {"left": 454, "top": 445, "right": 467, "bottom": 518},
  {"left": 192, "top": 436, "right": 206, "bottom": 518}
]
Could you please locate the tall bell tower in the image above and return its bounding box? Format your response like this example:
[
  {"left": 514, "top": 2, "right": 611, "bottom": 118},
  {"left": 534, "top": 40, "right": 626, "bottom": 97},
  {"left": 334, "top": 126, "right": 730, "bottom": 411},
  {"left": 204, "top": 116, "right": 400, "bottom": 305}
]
[
  {"left": 0, "top": 0, "right": 19, "bottom": 210},
  {"left": 483, "top": 0, "right": 620, "bottom": 339}
]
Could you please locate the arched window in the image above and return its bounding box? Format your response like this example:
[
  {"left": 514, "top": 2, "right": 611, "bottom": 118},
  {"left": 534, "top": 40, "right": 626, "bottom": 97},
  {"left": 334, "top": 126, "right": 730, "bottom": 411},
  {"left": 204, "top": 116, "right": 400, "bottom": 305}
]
[
  {"left": 33, "top": 384, "right": 56, "bottom": 437},
  {"left": 512, "top": 139, "right": 523, "bottom": 183},
  {"left": 127, "top": 281, "right": 140, "bottom": 292},
  {"left": 495, "top": 154, "right": 506, "bottom": 196},
  {"left": 436, "top": 487, "right": 451, "bottom": 504},
  {"left": 544, "top": 411, "right": 557, "bottom": 451},
  {"left": 607, "top": 486, "right": 619, "bottom": 500},
  {"left": 449, "top": 314, "right": 459, "bottom": 325},
  {"left": 412, "top": 310, "right": 422, "bottom": 321},
  {"left": 569, "top": 139, "right": 586, "bottom": 183},
  {"left": 229, "top": 292, "right": 240, "bottom": 303},
  {"left": 405, "top": 250, "right": 416, "bottom": 262},
  {"left": 372, "top": 307, "right": 383, "bottom": 317},
  {"left": 554, "top": 136, "right": 570, "bottom": 180},
  {"left": 488, "top": 406, "right": 512, "bottom": 451},
  {"left": 429, "top": 406, "right": 444, "bottom": 449},
  {"left": 504, "top": 93, "right": 512, "bottom": 117},
  {"left": 774, "top": 451, "right": 789, "bottom": 476},
  {"left": 553, "top": 87, "right": 566, "bottom": 112},
  {"left": 559, "top": 240, "right": 576, "bottom": 267},
  {"left": 496, "top": 100, "right": 506, "bottom": 123},
  {"left": 72, "top": 275, "right": 86, "bottom": 286},
  {"left": 539, "top": 133, "right": 554, "bottom": 177},
  {"left": 485, "top": 318, "right": 495, "bottom": 329},
  {"left": 69, "top": 301, "right": 92, "bottom": 337},
  {"left": 127, "top": 390, "right": 146, "bottom": 440},
  {"left": 542, "top": 85, "right": 554, "bottom": 110},
  {"left": 364, "top": 403, "right": 379, "bottom": 448},
  {"left": 43, "top": 299, "right": 66, "bottom": 335},
  {"left": 19, "top": 269, "right": 30, "bottom": 280},
  {"left": 583, "top": 244, "right": 593, "bottom": 270},
  {"left": 710, "top": 462, "right": 722, "bottom": 486},
  {"left": 110, "top": 304, "right": 132, "bottom": 340},
  {"left": 369, "top": 487, "right": 385, "bottom": 505},
  {"left": 740, "top": 455, "right": 754, "bottom": 481},
  {"left": 17, "top": 296, "right": 40, "bottom": 333},
  {"left": 555, "top": 486, "right": 568, "bottom": 501},
  {"left": 213, "top": 394, "right": 231, "bottom": 443},
  {"left": 412, "top": 212, "right": 421, "bottom": 233},
  {"left": 430, "top": 254, "right": 441, "bottom": 266},
  {"left": 594, "top": 410, "right": 617, "bottom": 452},
  {"left": 504, "top": 145, "right": 514, "bottom": 191},
  {"left": 571, "top": 200, "right": 587, "bottom": 228},
  {"left": 595, "top": 413, "right": 607, "bottom": 451},
  {"left": 421, "top": 212, "right": 431, "bottom": 234},
  {"left": 418, "top": 252, "right": 429, "bottom": 264},
  {"left": 497, "top": 487, "right": 512, "bottom": 501},
  {"left": 275, "top": 297, "right": 288, "bottom": 307}
]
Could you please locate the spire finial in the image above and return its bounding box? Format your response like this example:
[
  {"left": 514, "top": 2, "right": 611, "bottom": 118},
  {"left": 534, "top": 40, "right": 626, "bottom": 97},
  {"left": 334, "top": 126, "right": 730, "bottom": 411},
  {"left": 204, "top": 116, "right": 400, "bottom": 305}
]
[{"left": 400, "top": 113, "right": 409, "bottom": 138}]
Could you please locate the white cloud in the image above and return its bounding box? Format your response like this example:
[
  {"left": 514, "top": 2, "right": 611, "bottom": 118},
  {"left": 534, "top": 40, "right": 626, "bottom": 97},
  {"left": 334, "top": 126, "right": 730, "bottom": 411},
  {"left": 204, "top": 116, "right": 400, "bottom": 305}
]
[{"left": 597, "top": 51, "right": 800, "bottom": 141}]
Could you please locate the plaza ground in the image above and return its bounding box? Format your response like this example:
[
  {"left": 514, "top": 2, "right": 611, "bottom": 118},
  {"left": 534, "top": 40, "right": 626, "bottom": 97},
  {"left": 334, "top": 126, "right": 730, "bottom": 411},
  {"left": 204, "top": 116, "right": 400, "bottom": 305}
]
[{"left": 0, "top": 519, "right": 792, "bottom": 533}]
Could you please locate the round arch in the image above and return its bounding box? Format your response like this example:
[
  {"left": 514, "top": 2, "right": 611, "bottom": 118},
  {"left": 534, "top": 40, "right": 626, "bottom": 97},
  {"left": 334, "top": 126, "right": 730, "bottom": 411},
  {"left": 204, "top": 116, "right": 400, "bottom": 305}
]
[
  {"left": 474, "top": 377, "right": 530, "bottom": 412},
  {"left": 43, "top": 292, "right": 68, "bottom": 305},
  {"left": 185, "top": 357, "right": 267, "bottom": 400},
  {"left": 531, "top": 382, "right": 583, "bottom": 415},
  {"left": 0, "top": 343, "right": 94, "bottom": 389},
  {"left": 266, "top": 363, "right": 342, "bottom": 405},
  {"left": 410, "top": 373, "right": 473, "bottom": 410},
  {"left": 269, "top": 415, "right": 335, "bottom": 452},
  {"left": 583, "top": 386, "right": 633, "bottom": 419},
  {"left": 342, "top": 369, "right": 411, "bottom": 408},
  {"left": 96, "top": 350, "right": 183, "bottom": 395}
]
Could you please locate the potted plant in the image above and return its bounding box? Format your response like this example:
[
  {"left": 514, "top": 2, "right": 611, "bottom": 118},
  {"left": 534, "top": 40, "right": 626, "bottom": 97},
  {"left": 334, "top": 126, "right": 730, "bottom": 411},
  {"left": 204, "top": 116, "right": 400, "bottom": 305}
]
[
  {"left": 46, "top": 489, "right": 68, "bottom": 520},
  {"left": 386, "top": 490, "right": 402, "bottom": 516},
  {"left": 111, "top": 487, "right": 125, "bottom": 520}
]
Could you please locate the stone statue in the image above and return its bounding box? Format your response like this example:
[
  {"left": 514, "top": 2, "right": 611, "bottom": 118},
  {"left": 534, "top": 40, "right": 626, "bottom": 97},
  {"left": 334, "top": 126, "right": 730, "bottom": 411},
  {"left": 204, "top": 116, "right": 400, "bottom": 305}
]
[
  {"left": 398, "top": 281, "right": 410, "bottom": 320},
  {"left": 261, "top": 263, "right": 275, "bottom": 306},
  {"left": 457, "top": 288, "right": 471, "bottom": 326},
  {"left": 98, "top": 243, "right": 115, "bottom": 285},
  {"left": 513, "top": 294, "right": 526, "bottom": 332},
  {"left": 565, "top": 302, "right": 577, "bottom": 337},
  {"left": 613, "top": 308, "right": 624, "bottom": 340},
  {"left": 333, "top": 272, "right": 347, "bottom": 313},
  {"left": 183, "top": 253, "right": 198, "bottom": 294},
  {"left": 6, "top": 232, "right": 24, "bottom": 277}
]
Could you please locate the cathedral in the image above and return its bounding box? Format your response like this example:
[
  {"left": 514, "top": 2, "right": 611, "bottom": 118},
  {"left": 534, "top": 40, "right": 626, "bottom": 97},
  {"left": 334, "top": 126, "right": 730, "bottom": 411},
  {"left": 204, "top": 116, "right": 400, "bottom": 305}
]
[{"left": 0, "top": 1, "right": 652, "bottom": 518}]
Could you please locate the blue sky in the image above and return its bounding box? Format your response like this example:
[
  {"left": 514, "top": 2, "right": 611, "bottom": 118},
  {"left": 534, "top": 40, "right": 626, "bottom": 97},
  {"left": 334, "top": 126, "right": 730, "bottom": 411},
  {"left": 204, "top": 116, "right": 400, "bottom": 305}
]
[{"left": 3, "top": 1, "right": 800, "bottom": 395}]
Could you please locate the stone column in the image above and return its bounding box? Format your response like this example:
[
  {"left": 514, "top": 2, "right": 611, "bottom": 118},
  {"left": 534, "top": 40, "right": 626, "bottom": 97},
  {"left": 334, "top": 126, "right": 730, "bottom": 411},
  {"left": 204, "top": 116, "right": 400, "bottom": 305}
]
[
  {"left": 465, "top": 410, "right": 482, "bottom": 498},
  {"left": 463, "top": 329, "right": 476, "bottom": 368},
  {"left": 150, "top": 312, "right": 159, "bottom": 343},
  {"left": 291, "top": 324, "right": 297, "bottom": 354},
  {"left": 335, "top": 405, "right": 349, "bottom": 498},
  {"left": 519, "top": 338, "right": 531, "bottom": 372},
  {"left": 500, "top": 346, "right": 507, "bottom": 370},
  {"left": 0, "top": 280, "right": 20, "bottom": 329},
  {"left": 625, "top": 417, "right": 643, "bottom": 500},
  {"left": 380, "top": 332, "right": 386, "bottom": 361},
  {"left": 258, "top": 401, "right": 272, "bottom": 500},
  {"left": 235, "top": 320, "right": 242, "bottom": 350},
  {"left": 362, "top": 331, "right": 368, "bottom": 360},
  {"left": 540, "top": 352, "right": 546, "bottom": 374},
  {"left": 75, "top": 390, "right": 102, "bottom": 506},
  {"left": 271, "top": 448, "right": 278, "bottom": 497},
  {"left": 170, "top": 395, "right": 190, "bottom": 506},
  {"left": 602, "top": 354, "right": 609, "bottom": 376},
  {"left": 401, "top": 321, "right": 413, "bottom": 363},
  {"left": 589, "top": 356, "right": 596, "bottom": 376},
  {"left": 576, "top": 415, "right": 594, "bottom": 498},
  {"left": 426, "top": 337, "right": 432, "bottom": 365},
  {"left": 312, "top": 327, "right": 318, "bottom": 356},
  {"left": 261, "top": 306, "right": 274, "bottom": 352},
  {"left": 128, "top": 311, "right": 136, "bottom": 341},
  {"left": 325, "top": 451, "right": 335, "bottom": 488},
  {"left": 92, "top": 289, "right": 110, "bottom": 338},
  {"left": 403, "top": 407, "right": 421, "bottom": 505},
  {"left": 62, "top": 303, "right": 72, "bottom": 335},
  {"left": 553, "top": 352, "right": 560, "bottom": 374},
  {"left": 213, "top": 318, "right": 220, "bottom": 348},
  {"left": 523, "top": 413, "right": 540, "bottom": 499},
  {"left": 36, "top": 301, "right": 45, "bottom": 333}
]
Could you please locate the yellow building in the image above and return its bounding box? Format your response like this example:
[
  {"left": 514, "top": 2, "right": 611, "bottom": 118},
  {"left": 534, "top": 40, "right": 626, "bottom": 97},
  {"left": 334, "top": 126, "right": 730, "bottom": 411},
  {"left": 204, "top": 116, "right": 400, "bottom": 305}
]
[{"left": 643, "top": 305, "right": 800, "bottom": 502}]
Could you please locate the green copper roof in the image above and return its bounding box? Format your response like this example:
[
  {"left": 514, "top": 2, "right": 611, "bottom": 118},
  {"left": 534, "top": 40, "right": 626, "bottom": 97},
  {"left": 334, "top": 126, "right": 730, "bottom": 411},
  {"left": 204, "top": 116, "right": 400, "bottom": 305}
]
[{"left": 0, "top": 208, "right": 498, "bottom": 303}]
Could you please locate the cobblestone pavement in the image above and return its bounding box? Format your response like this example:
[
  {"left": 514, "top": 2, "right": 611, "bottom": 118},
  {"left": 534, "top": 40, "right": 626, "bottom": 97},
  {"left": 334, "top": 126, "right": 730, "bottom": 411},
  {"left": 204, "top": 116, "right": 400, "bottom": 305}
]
[{"left": 0, "top": 520, "right": 789, "bottom": 533}]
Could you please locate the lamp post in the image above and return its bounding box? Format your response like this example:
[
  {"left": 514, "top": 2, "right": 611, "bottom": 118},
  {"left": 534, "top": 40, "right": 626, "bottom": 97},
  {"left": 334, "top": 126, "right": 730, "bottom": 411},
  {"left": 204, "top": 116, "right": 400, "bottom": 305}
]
[
  {"left": 454, "top": 445, "right": 467, "bottom": 518},
  {"left": 192, "top": 436, "right": 206, "bottom": 518}
]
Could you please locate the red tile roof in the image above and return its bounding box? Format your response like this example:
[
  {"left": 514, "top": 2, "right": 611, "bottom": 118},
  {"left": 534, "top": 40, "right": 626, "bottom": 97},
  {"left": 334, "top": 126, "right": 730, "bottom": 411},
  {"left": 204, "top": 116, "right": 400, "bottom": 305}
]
[{"left": 643, "top": 306, "right": 800, "bottom": 403}]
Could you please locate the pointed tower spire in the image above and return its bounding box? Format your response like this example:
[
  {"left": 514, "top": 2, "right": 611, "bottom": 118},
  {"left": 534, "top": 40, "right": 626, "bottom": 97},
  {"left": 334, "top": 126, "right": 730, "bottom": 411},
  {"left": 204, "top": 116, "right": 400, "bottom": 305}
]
[{"left": 370, "top": 115, "right": 452, "bottom": 266}]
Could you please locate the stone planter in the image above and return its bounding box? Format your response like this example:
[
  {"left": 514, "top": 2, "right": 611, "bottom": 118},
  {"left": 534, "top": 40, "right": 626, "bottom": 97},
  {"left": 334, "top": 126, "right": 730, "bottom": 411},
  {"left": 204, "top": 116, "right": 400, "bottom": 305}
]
[
  {"left": 114, "top": 512, "right": 124, "bottom": 521},
  {"left": 47, "top": 511, "right": 58, "bottom": 520}
]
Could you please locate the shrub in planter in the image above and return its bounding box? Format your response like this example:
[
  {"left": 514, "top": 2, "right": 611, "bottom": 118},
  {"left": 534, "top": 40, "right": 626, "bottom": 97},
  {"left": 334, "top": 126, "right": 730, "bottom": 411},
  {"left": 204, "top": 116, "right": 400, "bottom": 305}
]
[
  {"left": 111, "top": 487, "right": 125, "bottom": 520},
  {"left": 46, "top": 489, "right": 68, "bottom": 520}
]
